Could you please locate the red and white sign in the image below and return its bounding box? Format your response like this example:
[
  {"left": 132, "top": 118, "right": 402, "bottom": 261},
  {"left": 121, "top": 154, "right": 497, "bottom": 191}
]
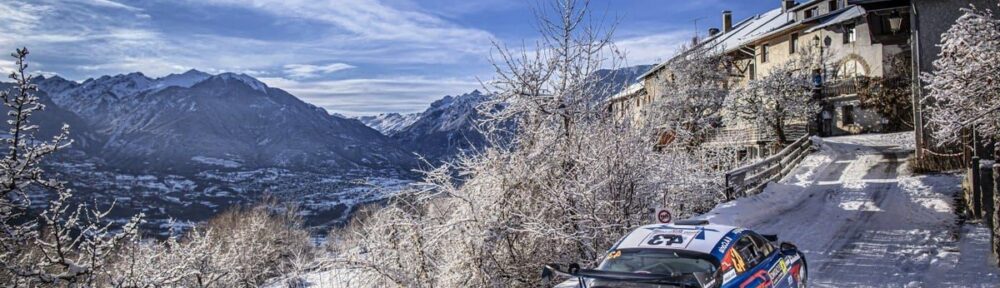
[{"left": 655, "top": 208, "right": 672, "bottom": 224}]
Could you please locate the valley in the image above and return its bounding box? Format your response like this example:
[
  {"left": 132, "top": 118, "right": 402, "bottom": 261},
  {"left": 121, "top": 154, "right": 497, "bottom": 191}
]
[{"left": 19, "top": 65, "right": 652, "bottom": 235}]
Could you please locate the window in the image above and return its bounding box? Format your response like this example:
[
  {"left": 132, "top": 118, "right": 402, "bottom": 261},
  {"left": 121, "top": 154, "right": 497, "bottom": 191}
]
[
  {"left": 734, "top": 236, "right": 767, "bottom": 269},
  {"left": 599, "top": 249, "right": 718, "bottom": 275},
  {"left": 761, "top": 44, "right": 769, "bottom": 63},
  {"left": 844, "top": 23, "right": 856, "bottom": 43},
  {"left": 842, "top": 105, "right": 855, "bottom": 125},
  {"left": 748, "top": 63, "right": 756, "bottom": 80},
  {"left": 748, "top": 233, "right": 775, "bottom": 256},
  {"left": 829, "top": 0, "right": 839, "bottom": 12},
  {"left": 790, "top": 33, "right": 799, "bottom": 54},
  {"left": 805, "top": 7, "right": 819, "bottom": 19}
]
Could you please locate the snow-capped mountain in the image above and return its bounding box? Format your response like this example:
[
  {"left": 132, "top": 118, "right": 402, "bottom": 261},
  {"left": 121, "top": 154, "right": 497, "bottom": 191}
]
[
  {"left": 35, "top": 71, "right": 416, "bottom": 173},
  {"left": 356, "top": 113, "right": 421, "bottom": 136},
  {"left": 588, "top": 64, "right": 653, "bottom": 102},
  {"left": 391, "top": 89, "right": 491, "bottom": 163},
  {"left": 149, "top": 69, "right": 212, "bottom": 92},
  {"left": 384, "top": 64, "right": 653, "bottom": 164},
  {"left": 1, "top": 79, "right": 100, "bottom": 150}
]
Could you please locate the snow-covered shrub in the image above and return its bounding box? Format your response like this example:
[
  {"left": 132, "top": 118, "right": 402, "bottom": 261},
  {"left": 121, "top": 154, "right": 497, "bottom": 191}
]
[
  {"left": 0, "top": 48, "right": 142, "bottom": 287},
  {"left": 658, "top": 147, "right": 742, "bottom": 215},
  {"left": 107, "top": 203, "right": 314, "bottom": 287},
  {"left": 922, "top": 4, "right": 1000, "bottom": 144}
]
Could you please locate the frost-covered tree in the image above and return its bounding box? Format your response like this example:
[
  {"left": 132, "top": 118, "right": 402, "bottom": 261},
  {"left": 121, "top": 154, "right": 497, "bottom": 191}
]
[
  {"left": 922, "top": 5, "right": 1000, "bottom": 144},
  {"left": 726, "top": 58, "right": 819, "bottom": 144},
  {"left": 322, "top": 1, "right": 746, "bottom": 287},
  {"left": 646, "top": 46, "right": 732, "bottom": 147},
  {"left": 0, "top": 48, "right": 142, "bottom": 286}
]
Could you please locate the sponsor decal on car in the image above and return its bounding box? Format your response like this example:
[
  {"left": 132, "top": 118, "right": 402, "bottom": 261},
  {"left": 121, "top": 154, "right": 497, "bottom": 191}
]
[
  {"left": 787, "top": 253, "right": 801, "bottom": 264},
  {"left": 739, "top": 269, "right": 771, "bottom": 288},
  {"left": 767, "top": 258, "right": 787, "bottom": 283},
  {"left": 717, "top": 236, "right": 734, "bottom": 254},
  {"left": 640, "top": 229, "right": 703, "bottom": 248},
  {"left": 723, "top": 269, "right": 737, "bottom": 283},
  {"left": 607, "top": 250, "right": 621, "bottom": 259},
  {"left": 729, "top": 249, "right": 747, "bottom": 273}
]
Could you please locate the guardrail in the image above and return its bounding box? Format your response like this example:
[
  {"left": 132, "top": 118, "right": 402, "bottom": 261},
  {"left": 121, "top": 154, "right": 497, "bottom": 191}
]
[{"left": 723, "top": 135, "right": 813, "bottom": 200}]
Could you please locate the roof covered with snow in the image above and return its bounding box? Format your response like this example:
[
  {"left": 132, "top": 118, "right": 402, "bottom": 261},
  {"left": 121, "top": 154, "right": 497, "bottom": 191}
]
[
  {"left": 806, "top": 6, "right": 865, "bottom": 33},
  {"left": 638, "top": 7, "right": 791, "bottom": 80},
  {"left": 608, "top": 82, "right": 645, "bottom": 102},
  {"left": 611, "top": 223, "right": 738, "bottom": 257}
]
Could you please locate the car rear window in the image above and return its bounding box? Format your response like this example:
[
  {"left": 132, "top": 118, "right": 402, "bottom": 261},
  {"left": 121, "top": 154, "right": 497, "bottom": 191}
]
[{"left": 599, "top": 249, "right": 718, "bottom": 275}]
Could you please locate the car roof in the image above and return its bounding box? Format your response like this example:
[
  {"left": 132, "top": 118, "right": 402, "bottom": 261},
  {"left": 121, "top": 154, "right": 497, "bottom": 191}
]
[{"left": 610, "top": 222, "right": 742, "bottom": 260}]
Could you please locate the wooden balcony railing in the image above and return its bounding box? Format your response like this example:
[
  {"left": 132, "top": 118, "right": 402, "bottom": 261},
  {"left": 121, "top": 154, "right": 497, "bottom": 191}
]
[{"left": 819, "top": 76, "right": 910, "bottom": 99}]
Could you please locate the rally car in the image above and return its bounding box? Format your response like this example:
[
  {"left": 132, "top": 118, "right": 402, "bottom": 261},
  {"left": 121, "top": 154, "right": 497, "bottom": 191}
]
[{"left": 542, "top": 220, "right": 807, "bottom": 288}]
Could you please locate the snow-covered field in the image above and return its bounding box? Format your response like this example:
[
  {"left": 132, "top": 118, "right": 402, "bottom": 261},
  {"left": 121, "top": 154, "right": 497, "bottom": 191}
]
[{"left": 701, "top": 132, "right": 999, "bottom": 287}]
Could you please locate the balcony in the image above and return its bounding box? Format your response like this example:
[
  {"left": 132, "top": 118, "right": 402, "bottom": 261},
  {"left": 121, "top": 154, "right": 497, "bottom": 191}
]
[
  {"left": 818, "top": 77, "right": 861, "bottom": 99},
  {"left": 818, "top": 76, "right": 909, "bottom": 99}
]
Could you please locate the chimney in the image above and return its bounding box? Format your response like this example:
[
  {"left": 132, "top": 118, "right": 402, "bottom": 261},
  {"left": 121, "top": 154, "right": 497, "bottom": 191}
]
[
  {"left": 708, "top": 28, "right": 720, "bottom": 36},
  {"left": 782, "top": 0, "right": 795, "bottom": 12},
  {"left": 723, "top": 10, "right": 733, "bottom": 33}
]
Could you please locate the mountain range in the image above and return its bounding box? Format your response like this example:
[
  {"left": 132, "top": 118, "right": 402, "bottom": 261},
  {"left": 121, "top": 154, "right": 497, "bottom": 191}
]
[
  {"left": 25, "top": 64, "right": 651, "bottom": 174},
  {"left": 355, "top": 64, "right": 653, "bottom": 164},
  {"left": 356, "top": 113, "right": 421, "bottom": 136},
  {"left": 33, "top": 70, "right": 414, "bottom": 174}
]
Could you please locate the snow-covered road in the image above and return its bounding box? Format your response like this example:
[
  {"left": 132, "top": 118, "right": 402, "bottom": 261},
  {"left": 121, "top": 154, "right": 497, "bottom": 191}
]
[{"left": 702, "top": 133, "right": 1000, "bottom": 287}]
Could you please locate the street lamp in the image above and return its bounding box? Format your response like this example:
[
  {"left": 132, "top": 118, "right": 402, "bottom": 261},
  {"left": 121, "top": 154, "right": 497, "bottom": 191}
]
[{"left": 888, "top": 10, "right": 903, "bottom": 33}]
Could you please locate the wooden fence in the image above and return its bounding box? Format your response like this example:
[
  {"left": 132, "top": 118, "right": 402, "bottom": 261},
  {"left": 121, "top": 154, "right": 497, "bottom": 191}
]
[{"left": 723, "top": 135, "right": 813, "bottom": 200}]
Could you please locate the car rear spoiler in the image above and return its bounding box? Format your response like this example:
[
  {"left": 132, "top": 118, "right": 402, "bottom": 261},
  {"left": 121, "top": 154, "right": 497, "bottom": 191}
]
[{"left": 541, "top": 263, "right": 713, "bottom": 288}]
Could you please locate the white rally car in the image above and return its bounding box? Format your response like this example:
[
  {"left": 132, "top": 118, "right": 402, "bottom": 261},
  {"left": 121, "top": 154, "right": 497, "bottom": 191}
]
[{"left": 543, "top": 220, "right": 807, "bottom": 288}]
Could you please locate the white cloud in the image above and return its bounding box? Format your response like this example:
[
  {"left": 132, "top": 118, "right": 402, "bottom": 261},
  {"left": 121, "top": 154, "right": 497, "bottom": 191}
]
[
  {"left": 259, "top": 76, "right": 482, "bottom": 116},
  {"left": 615, "top": 31, "right": 692, "bottom": 66},
  {"left": 193, "top": 0, "right": 495, "bottom": 57},
  {"left": 84, "top": 0, "right": 143, "bottom": 12},
  {"left": 283, "top": 63, "right": 355, "bottom": 79}
]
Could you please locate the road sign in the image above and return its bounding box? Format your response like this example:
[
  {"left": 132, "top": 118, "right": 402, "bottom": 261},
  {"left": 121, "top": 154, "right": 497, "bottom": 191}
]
[{"left": 655, "top": 208, "right": 672, "bottom": 224}]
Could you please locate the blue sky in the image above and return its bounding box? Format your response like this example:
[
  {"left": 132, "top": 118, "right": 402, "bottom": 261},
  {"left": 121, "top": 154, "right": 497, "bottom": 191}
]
[{"left": 0, "top": 0, "right": 774, "bottom": 116}]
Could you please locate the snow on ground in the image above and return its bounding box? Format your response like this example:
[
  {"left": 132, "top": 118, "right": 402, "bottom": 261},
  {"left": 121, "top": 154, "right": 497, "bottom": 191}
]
[
  {"left": 282, "top": 133, "right": 999, "bottom": 287},
  {"left": 190, "top": 156, "right": 242, "bottom": 168},
  {"left": 700, "top": 132, "right": 999, "bottom": 287},
  {"left": 266, "top": 267, "right": 372, "bottom": 288}
]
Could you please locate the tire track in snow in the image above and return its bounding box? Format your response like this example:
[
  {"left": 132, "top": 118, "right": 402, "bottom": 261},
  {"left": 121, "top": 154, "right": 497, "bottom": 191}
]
[{"left": 704, "top": 133, "right": 1000, "bottom": 287}]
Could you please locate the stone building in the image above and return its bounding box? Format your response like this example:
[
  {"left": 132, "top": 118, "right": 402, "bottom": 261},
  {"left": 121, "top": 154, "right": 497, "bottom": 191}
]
[{"left": 610, "top": 0, "right": 914, "bottom": 154}]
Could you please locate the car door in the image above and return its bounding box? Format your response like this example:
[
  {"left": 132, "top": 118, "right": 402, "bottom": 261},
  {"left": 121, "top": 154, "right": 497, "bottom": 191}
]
[
  {"left": 746, "top": 232, "right": 797, "bottom": 288},
  {"left": 721, "top": 232, "right": 775, "bottom": 288},
  {"left": 719, "top": 233, "right": 768, "bottom": 288}
]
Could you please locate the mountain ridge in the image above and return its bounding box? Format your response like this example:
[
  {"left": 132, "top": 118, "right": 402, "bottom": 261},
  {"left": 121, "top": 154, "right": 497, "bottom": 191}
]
[{"left": 34, "top": 70, "right": 416, "bottom": 173}]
